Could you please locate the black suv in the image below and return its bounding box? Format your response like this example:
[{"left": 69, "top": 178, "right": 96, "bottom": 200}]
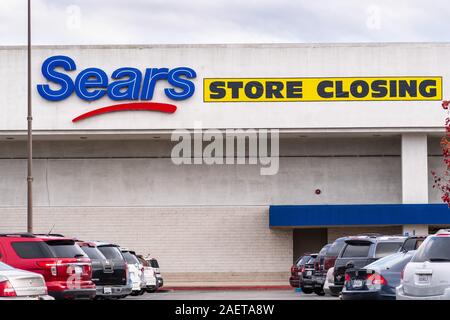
[
  {"left": 298, "top": 253, "right": 318, "bottom": 294},
  {"left": 312, "top": 244, "right": 331, "bottom": 296},
  {"left": 330, "top": 235, "right": 406, "bottom": 294},
  {"left": 84, "top": 241, "right": 133, "bottom": 299}
]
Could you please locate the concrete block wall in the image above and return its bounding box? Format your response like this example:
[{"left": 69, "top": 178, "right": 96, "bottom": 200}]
[
  {"left": 0, "top": 136, "right": 436, "bottom": 283},
  {"left": 0, "top": 206, "right": 291, "bottom": 284}
]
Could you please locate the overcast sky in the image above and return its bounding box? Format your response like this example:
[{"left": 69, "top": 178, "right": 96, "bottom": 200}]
[{"left": 1, "top": 0, "right": 450, "bottom": 45}]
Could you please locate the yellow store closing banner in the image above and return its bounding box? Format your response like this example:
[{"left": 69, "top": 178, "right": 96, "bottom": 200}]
[{"left": 203, "top": 77, "right": 443, "bottom": 102}]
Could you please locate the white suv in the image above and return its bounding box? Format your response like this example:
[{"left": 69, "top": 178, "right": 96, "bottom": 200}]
[{"left": 397, "top": 229, "right": 450, "bottom": 300}]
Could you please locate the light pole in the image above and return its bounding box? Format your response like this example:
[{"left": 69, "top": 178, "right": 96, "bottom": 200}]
[{"left": 27, "top": 0, "right": 33, "bottom": 233}]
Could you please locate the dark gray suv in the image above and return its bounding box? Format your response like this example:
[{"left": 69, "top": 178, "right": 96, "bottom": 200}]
[{"left": 330, "top": 235, "right": 406, "bottom": 294}]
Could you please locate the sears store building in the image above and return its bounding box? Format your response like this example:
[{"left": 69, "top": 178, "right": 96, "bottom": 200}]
[{"left": 1, "top": 43, "right": 450, "bottom": 285}]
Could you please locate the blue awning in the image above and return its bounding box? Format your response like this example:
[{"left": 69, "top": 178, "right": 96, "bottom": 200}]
[{"left": 269, "top": 204, "right": 450, "bottom": 227}]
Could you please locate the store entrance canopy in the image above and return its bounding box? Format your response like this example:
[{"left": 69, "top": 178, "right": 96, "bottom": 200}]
[{"left": 269, "top": 204, "right": 450, "bottom": 227}]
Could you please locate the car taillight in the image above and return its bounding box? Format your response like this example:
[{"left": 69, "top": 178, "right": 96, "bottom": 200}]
[
  {"left": 36, "top": 260, "right": 58, "bottom": 276},
  {"left": 291, "top": 266, "right": 299, "bottom": 275},
  {"left": 367, "top": 274, "right": 387, "bottom": 287},
  {"left": 301, "top": 266, "right": 305, "bottom": 273},
  {"left": 0, "top": 279, "right": 17, "bottom": 297},
  {"left": 84, "top": 263, "right": 93, "bottom": 277},
  {"left": 344, "top": 273, "right": 351, "bottom": 283},
  {"left": 324, "top": 257, "right": 335, "bottom": 270}
]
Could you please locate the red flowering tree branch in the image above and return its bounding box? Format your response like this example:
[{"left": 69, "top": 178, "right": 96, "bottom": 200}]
[{"left": 431, "top": 100, "right": 450, "bottom": 205}]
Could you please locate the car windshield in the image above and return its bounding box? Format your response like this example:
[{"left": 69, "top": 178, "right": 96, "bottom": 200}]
[
  {"left": 402, "top": 238, "right": 424, "bottom": 251},
  {"left": 305, "top": 257, "right": 316, "bottom": 264},
  {"left": 327, "top": 240, "right": 346, "bottom": 256},
  {"left": 138, "top": 258, "right": 149, "bottom": 266},
  {"left": 11, "top": 241, "right": 53, "bottom": 259},
  {"left": 318, "top": 245, "right": 330, "bottom": 256},
  {"left": 150, "top": 259, "right": 159, "bottom": 268},
  {"left": 122, "top": 251, "right": 140, "bottom": 264},
  {"left": 341, "top": 243, "right": 371, "bottom": 258},
  {"left": 98, "top": 246, "right": 123, "bottom": 260},
  {"left": 412, "top": 236, "right": 450, "bottom": 263},
  {"left": 297, "top": 255, "right": 311, "bottom": 266},
  {"left": 374, "top": 242, "right": 404, "bottom": 258},
  {"left": 46, "top": 240, "right": 87, "bottom": 258},
  {"left": 366, "top": 251, "right": 415, "bottom": 270},
  {"left": 81, "top": 246, "right": 106, "bottom": 260},
  {"left": 0, "top": 262, "right": 14, "bottom": 271}
]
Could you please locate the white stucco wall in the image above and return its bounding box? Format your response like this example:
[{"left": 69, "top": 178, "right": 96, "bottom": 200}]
[
  {"left": 0, "top": 137, "right": 402, "bottom": 207},
  {"left": 0, "top": 43, "right": 447, "bottom": 134}
]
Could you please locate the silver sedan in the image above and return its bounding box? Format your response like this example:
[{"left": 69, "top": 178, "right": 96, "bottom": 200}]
[{"left": 0, "top": 262, "right": 54, "bottom": 300}]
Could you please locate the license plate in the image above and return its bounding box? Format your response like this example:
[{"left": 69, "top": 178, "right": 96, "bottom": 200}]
[
  {"left": 418, "top": 274, "right": 430, "bottom": 283},
  {"left": 306, "top": 271, "right": 312, "bottom": 276},
  {"left": 352, "top": 280, "right": 363, "bottom": 288},
  {"left": 103, "top": 287, "right": 112, "bottom": 294}
]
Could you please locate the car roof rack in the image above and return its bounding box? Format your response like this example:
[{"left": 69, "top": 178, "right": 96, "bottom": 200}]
[
  {"left": 354, "top": 233, "right": 384, "bottom": 238},
  {"left": 0, "top": 232, "right": 36, "bottom": 238},
  {"left": 406, "top": 234, "right": 427, "bottom": 238},
  {"left": 34, "top": 233, "right": 66, "bottom": 237}
]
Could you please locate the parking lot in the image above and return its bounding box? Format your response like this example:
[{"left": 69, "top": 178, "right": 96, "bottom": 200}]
[{"left": 126, "top": 290, "right": 339, "bottom": 300}]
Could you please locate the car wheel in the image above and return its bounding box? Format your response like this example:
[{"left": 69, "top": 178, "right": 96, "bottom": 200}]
[
  {"left": 314, "top": 288, "right": 325, "bottom": 296},
  {"left": 330, "top": 292, "right": 340, "bottom": 297},
  {"left": 301, "top": 287, "right": 313, "bottom": 294}
]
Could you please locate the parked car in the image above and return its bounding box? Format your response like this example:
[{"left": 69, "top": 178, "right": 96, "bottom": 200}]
[
  {"left": 331, "top": 235, "right": 406, "bottom": 295},
  {"left": 94, "top": 242, "right": 131, "bottom": 299},
  {"left": 147, "top": 257, "right": 164, "bottom": 289},
  {"left": 315, "top": 237, "right": 349, "bottom": 296},
  {"left": 289, "top": 253, "right": 317, "bottom": 288},
  {"left": 311, "top": 244, "right": 331, "bottom": 295},
  {"left": 0, "top": 233, "right": 96, "bottom": 300},
  {"left": 299, "top": 254, "right": 318, "bottom": 294},
  {"left": 397, "top": 230, "right": 450, "bottom": 300},
  {"left": 120, "top": 248, "right": 145, "bottom": 296},
  {"left": 0, "top": 261, "right": 54, "bottom": 300},
  {"left": 342, "top": 250, "right": 416, "bottom": 300},
  {"left": 78, "top": 241, "right": 131, "bottom": 299},
  {"left": 323, "top": 267, "right": 335, "bottom": 296},
  {"left": 136, "top": 255, "right": 158, "bottom": 293}
]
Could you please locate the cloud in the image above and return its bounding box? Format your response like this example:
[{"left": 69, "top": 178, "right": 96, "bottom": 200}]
[{"left": 1, "top": 0, "right": 450, "bottom": 45}]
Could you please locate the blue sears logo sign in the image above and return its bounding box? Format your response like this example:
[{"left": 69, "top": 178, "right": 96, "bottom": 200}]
[{"left": 36, "top": 55, "right": 196, "bottom": 122}]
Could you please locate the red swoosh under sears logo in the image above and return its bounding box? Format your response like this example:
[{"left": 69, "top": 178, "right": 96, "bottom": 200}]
[{"left": 72, "top": 102, "right": 177, "bottom": 123}]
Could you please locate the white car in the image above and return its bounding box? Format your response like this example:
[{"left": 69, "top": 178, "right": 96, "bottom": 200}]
[
  {"left": 146, "top": 256, "right": 164, "bottom": 289},
  {"left": 120, "top": 248, "right": 145, "bottom": 296},
  {"left": 323, "top": 267, "right": 335, "bottom": 296},
  {"left": 136, "top": 255, "right": 158, "bottom": 292},
  {"left": 397, "top": 229, "right": 450, "bottom": 300},
  {"left": 0, "top": 262, "right": 54, "bottom": 300}
]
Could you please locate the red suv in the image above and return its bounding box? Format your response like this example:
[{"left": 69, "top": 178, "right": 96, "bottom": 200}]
[{"left": 0, "top": 233, "right": 96, "bottom": 300}]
